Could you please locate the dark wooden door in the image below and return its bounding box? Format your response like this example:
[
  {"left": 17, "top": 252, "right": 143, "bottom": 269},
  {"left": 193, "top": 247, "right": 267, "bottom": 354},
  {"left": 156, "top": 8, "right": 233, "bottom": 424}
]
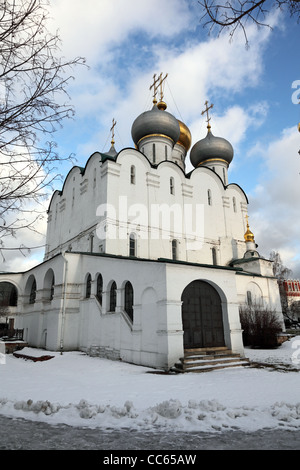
[{"left": 181, "top": 280, "right": 225, "bottom": 349}]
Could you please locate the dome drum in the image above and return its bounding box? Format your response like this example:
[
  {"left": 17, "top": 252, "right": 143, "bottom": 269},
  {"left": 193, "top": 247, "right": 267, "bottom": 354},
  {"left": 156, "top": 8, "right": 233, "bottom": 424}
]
[{"left": 137, "top": 134, "right": 175, "bottom": 165}]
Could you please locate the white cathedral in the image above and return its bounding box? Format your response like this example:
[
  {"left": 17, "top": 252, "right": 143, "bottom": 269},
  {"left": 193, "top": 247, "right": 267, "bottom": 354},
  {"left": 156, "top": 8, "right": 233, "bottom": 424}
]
[{"left": 0, "top": 75, "right": 285, "bottom": 370}]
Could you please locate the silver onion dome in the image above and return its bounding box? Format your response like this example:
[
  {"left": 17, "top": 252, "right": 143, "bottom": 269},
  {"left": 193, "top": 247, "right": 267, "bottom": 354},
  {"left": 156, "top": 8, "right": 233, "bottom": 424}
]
[
  {"left": 131, "top": 103, "right": 180, "bottom": 146},
  {"left": 190, "top": 129, "right": 234, "bottom": 168}
]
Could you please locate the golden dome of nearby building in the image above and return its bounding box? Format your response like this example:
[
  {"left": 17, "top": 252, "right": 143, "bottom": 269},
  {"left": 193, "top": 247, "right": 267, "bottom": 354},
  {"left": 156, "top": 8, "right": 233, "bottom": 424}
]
[{"left": 244, "top": 221, "right": 255, "bottom": 243}]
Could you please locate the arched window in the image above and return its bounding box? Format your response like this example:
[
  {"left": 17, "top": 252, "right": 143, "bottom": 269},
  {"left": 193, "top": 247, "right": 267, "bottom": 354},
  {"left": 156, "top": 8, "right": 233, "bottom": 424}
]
[
  {"left": 172, "top": 239, "right": 177, "bottom": 260},
  {"left": 89, "top": 233, "right": 94, "bottom": 253},
  {"left": 170, "top": 177, "right": 174, "bottom": 195},
  {"left": 50, "top": 275, "right": 55, "bottom": 301},
  {"left": 247, "top": 291, "right": 252, "bottom": 306},
  {"left": 124, "top": 281, "right": 134, "bottom": 321},
  {"left": 207, "top": 189, "right": 212, "bottom": 206},
  {"left": 212, "top": 247, "right": 217, "bottom": 265},
  {"left": 130, "top": 165, "right": 136, "bottom": 185},
  {"left": 29, "top": 279, "right": 37, "bottom": 304},
  {"left": 233, "top": 197, "right": 237, "bottom": 212},
  {"left": 86, "top": 274, "right": 91, "bottom": 298},
  {"left": 0, "top": 282, "right": 18, "bottom": 307},
  {"left": 129, "top": 233, "right": 136, "bottom": 257},
  {"left": 110, "top": 281, "right": 117, "bottom": 312},
  {"left": 44, "top": 269, "right": 55, "bottom": 302},
  {"left": 96, "top": 274, "right": 103, "bottom": 305}
]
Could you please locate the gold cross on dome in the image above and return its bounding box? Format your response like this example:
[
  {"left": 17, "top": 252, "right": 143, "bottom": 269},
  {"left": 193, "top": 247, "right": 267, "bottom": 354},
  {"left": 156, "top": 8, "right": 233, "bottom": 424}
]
[
  {"left": 158, "top": 73, "right": 168, "bottom": 102},
  {"left": 201, "top": 100, "right": 214, "bottom": 128},
  {"left": 150, "top": 74, "right": 160, "bottom": 104},
  {"left": 110, "top": 118, "right": 116, "bottom": 144},
  {"left": 150, "top": 73, "right": 168, "bottom": 104}
]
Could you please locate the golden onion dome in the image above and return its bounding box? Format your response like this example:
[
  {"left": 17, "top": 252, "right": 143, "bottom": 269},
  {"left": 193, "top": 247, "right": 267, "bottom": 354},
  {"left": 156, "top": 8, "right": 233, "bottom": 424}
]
[
  {"left": 244, "top": 222, "right": 255, "bottom": 243},
  {"left": 177, "top": 120, "right": 192, "bottom": 152}
]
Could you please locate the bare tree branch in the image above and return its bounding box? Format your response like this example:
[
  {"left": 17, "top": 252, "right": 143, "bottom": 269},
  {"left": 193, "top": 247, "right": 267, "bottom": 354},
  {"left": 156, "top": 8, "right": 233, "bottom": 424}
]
[
  {"left": 198, "top": 0, "right": 300, "bottom": 45},
  {"left": 0, "top": 0, "right": 86, "bottom": 248}
]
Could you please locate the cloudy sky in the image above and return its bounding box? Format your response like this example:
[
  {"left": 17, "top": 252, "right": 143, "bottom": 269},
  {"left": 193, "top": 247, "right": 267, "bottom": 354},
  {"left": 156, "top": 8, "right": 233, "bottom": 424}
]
[{"left": 2, "top": 0, "right": 300, "bottom": 278}]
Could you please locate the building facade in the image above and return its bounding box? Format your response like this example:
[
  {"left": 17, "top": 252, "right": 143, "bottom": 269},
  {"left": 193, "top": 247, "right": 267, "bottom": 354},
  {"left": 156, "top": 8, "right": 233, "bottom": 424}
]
[
  {"left": 0, "top": 83, "right": 285, "bottom": 370},
  {"left": 279, "top": 279, "right": 300, "bottom": 322}
]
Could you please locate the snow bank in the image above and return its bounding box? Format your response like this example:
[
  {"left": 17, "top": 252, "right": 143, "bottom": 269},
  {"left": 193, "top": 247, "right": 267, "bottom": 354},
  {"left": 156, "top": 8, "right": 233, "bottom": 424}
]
[{"left": 0, "top": 337, "right": 300, "bottom": 433}]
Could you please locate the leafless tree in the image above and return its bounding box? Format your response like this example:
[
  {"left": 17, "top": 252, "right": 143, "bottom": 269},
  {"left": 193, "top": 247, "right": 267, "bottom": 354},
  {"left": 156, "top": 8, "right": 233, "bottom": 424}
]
[
  {"left": 239, "top": 302, "right": 282, "bottom": 347},
  {"left": 269, "top": 250, "right": 293, "bottom": 280},
  {"left": 199, "top": 0, "right": 300, "bottom": 45},
  {"left": 0, "top": 0, "right": 85, "bottom": 257}
]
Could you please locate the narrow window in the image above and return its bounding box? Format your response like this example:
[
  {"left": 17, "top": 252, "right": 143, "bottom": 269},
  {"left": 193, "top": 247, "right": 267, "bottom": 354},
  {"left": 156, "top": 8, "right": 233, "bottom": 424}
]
[
  {"left": 86, "top": 274, "right": 91, "bottom": 298},
  {"left": 129, "top": 233, "right": 136, "bottom": 257},
  {"left": 207, "top": 189, "right": 212, "bottom": 206},
  {"left": 130, "top": 165, "right": 136, "bottom": 184},
  {"left": 247, "top": 291, "right": 252, "bottom": 306},
  {"left": 96, "top": 274, "right": 103, "bottom": 305},
  {"left": 89, "top": 233, "right": 94, "bottom": 253},
  {"left": 223, "top": 168, "right": 226, "bottom": 184},
  {"left": 50, "top": 275, "right": 55, "bottom": 301},
  {"left": 93, "top": 168, "right": 96, "bottom": 188},
  {"left": 172, "top": 239, "right": 177, "bottom": 260},
  {"left": 233, "top": 197, "right": 237, "bottom": 212},
  {"left": 212, "top": 247, "right": 217, "bottom": 265},
  {"left": 29, "top": 279, "right": 36, "bottom": 304},
  {"left": 165, "top": 145, "right": 168, "bottom": 160},
  {"left": 124, "top": 281, "right": 134, "bottom": 321},
  {"left": 110, "top": 281, "right": 117, "bottom": 312},
  {"left": 170, "top": 177, "right": 174, "bottom": 195},
  {"left": 153, "top": 144, "right": 156, "bottom": 163}
]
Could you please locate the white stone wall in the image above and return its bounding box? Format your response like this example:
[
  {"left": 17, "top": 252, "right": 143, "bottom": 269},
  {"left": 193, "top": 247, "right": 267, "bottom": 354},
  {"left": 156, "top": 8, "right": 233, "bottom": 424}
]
[
  {"left": 2, "top": 246, "right": 285, "bottom": 368},
  {"left": 45, "top": 148, "right": 249, "bottom": 270}
]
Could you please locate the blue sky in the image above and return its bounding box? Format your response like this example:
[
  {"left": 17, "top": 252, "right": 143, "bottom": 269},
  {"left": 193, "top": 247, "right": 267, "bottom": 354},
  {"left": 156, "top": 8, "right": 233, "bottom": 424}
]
[{"left": 3, "top": 0, "right": 300, "bottom": 278}]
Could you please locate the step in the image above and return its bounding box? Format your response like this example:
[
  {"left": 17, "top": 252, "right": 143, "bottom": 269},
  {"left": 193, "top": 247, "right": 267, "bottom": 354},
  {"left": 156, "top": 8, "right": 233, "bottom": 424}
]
[
  {"left": 171, "top": 360, "right": 250, "bottom": 373},
  {"left": 184, "top": 346, "right": 229, "bottom": 354},
  {"left": 181, "top": 352, "right": 241, "bottom": 362},
  {"left": 177, "top": 356, "right": 248, "bottom": 369},
  {"left": 171, "top": 347, "right": 250, "bottom": 373}
]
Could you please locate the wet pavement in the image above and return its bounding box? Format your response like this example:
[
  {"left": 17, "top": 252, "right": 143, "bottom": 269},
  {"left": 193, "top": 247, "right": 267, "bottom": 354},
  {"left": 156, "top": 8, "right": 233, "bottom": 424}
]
[{"left": 0, "top": 414, "right": 299, "bottom": 450}]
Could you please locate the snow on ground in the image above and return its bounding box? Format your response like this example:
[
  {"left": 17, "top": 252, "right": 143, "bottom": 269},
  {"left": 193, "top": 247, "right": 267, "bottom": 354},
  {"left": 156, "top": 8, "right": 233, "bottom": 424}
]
[{"left": 1, "top": 336, "right": 300, "bottom": 433}]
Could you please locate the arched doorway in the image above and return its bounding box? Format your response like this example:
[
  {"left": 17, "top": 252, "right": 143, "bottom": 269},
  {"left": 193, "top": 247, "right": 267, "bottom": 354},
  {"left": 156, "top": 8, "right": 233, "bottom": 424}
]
[
  {"left": 0, "top": 282, "right": 18, "bottom": 307},
  {"left": 181, "top": 280, "right": 225, "bottom": 349}
]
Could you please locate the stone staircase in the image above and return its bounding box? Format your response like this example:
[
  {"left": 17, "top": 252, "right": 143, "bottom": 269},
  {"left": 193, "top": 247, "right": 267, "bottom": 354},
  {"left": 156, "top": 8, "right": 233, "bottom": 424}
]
[{"left": 171, "top": 347, "right": 250, "bottom": 373}]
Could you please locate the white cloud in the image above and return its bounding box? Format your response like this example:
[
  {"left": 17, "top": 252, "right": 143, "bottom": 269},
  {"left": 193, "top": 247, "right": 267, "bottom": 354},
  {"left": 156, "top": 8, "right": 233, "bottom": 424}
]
[
  {"left": 0, "top": 211, "right": 47, "bottom": 273},
  {"left": 248, "top": 126, "right": 300, "bottom": 277},
  {"left": 50, "top": 0, "right": 195, "bottom": 64}
]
